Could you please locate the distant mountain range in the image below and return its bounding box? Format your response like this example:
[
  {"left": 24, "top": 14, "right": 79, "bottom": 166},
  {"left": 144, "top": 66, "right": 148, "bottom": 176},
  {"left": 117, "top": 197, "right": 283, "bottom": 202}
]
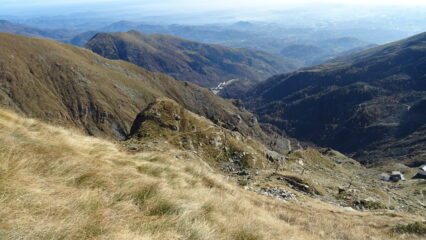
[
  {"left": 0, "top": 20, "right": 79, "bottom": 42},
  {"left": 242, "top": 32, "right": 426, "bottom": 166},
  {"left": 100, "top": 21, "right": 256, "bottom": 43},
  {"left": 279, "top": 37, "right": 375, "bottom": 65},
  {"left": 81, "top": 22, "right": 374, "bottom": 66},
  {"left": 85, "top": 30, "right": 301, "bottom": 88},
  {"left": 0, "top": 19, "right": 376, "bottom": 68},
  {"left": 224, "top": 37, "right": 374, "bottom": 66}
]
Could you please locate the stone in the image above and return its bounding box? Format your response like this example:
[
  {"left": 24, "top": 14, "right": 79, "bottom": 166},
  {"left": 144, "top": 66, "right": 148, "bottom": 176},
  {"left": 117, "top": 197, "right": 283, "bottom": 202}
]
[
  {"left": 127, "top": 144, "right": 139, "bottom": 151},
  {"left": 379, "top": 173, "right": 390, "bottom": 181},
  {"left": 236, "top": 170, "right": 249, "bottom": 176},
  {"left": 343, "top": 207, "right": 356, "bottom": 211},
  {"left": 389, "top": 171, "right": 406, "bottom": 182},
  {"left": 256, "top": 187, "right": 297, "bottom": 201},
  {"left": 265, "top": 150, "right": 286, "bottom": 163}
]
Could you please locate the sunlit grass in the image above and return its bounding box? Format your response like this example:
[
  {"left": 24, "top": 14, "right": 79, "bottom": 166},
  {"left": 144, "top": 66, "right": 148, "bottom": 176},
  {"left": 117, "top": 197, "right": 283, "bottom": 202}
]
[{"left": 0, "top": 109, "right": 422, "bottom": 240}]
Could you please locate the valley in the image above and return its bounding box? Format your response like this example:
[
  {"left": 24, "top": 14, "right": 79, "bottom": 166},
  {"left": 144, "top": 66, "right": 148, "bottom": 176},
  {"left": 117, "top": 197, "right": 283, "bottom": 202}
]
[
  {"left": 0, "top": 2, "right": 426, "bottom": 239},
  {"left": 242, "top": 32, "right": 426, "bottom": 167}
]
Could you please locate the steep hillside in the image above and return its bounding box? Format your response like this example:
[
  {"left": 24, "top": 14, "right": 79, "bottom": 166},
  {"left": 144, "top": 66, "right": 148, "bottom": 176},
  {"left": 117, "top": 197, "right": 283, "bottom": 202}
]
[
  {"left": 127, "top": 98, "right": 277, "bottom": 169},
  {"left": 0, "top": 33, "right": 286, "bottom": 151},
  {"left": 85, "top": 30, "right": 301, "bottom": 88},
  {"left": 68, "top": 30, "right": 98, "bottom": 46},
  {"left": 244, "top": 32, "right": 426, "bottom": 165},
  {"left": 126, "top": 99, "right": 426, "bottom": 215},
  {"left": 0, "top": 107, "right": 424, "bottom": 240}
]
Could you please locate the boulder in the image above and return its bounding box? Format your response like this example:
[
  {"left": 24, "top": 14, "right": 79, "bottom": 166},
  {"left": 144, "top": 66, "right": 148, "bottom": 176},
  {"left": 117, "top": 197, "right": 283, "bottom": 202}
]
[
  {"left": 379, "top": 173, "right": 390, "bottom": 181},
  {"left": 389, "top": 171, "right": 406, "bottom": 182}
]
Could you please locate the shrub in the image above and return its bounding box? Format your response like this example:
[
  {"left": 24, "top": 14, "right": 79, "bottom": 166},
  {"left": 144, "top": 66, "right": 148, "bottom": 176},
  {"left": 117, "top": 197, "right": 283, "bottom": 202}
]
[{"left": 392, "top": 222, "right": 426, "bottom": 235}]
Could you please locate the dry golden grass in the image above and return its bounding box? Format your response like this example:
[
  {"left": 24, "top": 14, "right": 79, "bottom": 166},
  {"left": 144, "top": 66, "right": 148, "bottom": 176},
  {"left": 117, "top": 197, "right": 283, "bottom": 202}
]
[
  {"left": 0, "top": 33, "right": 269, "bottom": 143},
  {"left": 0, "top": 109, "right": 423, "bottom": 240}
]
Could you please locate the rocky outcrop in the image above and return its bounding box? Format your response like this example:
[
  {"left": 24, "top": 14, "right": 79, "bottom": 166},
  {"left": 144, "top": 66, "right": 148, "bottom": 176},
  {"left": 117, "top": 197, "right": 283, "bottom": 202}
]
[{"left": 127, "top": 98, "right": 277, "bottom": 169}]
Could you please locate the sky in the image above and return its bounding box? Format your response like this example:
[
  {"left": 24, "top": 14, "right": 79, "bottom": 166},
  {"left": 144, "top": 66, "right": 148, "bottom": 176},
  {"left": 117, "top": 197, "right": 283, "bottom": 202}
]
[
  {"left": 3, "top": 0, "right": 426, "bottom": 5},
  {"left": 2, "top": 0, "right": 426, "bottom": 21},
  {"left": 3, "top": 0, "right": 426, "bottom": 11}
]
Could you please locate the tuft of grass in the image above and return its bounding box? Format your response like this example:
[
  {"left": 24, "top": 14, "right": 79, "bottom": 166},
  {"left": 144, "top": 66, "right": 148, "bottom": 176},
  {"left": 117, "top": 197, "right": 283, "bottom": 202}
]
[
  {"left": 131, "top": 184, "right": 159, "bottom": 209},
  {"left": 352, "top": 199, "right": 386, "bottom": 210},
  {"left": 137, "top": 165, "right": 168, "bottom": 177},
  {"left": 72, "top": 172, "right": 108, "bottom": 189},
  {"left": 79, "top": 220, "right": 105, "bottom": 239},
  {"left": 237, "top": 178, "right": 249, "bottom": 186},
  {"left": 201, "top": 176, "right": 219, "bottom": 189},
  {"left": 201, "top": 202, "right": 215, "bottom": 216},
  {"left": 148, "top": 200, "right": 180, "bottom": 216},
  {"left": 233, "top": 229, "right": 261, "bottom": 240},
  {"left": 392, "top": 222, "right": 426, "bottom": 235}
]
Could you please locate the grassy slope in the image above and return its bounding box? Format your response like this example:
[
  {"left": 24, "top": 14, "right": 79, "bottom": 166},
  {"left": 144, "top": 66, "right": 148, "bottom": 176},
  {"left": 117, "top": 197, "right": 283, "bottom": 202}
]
[
  {"left": 0, "top": 33, "right": 278, "bottom": 147},
  {"left": 85, "top": 30, "right": 301, "bottom": 88},
  {"left": 0, "top": 109, "right": 423, "bottom": 240},
  {"left": 127, "top": 98, "right": 426, "bottom": 215},
  {"left": 127, "top": 98, "right": 273, "bottom": 169}
]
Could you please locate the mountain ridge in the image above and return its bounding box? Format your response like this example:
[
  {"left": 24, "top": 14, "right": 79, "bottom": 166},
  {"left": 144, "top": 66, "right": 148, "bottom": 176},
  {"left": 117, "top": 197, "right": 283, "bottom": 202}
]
[
  {"left": 85, "top": 30, "right": 301, "bottom": 88},
  {"left": 0, "top": 32, "right": 290, "bottom": 153},
  {"left": 243, "top": 31, "right": 426, "bottom": 165},
  {"left": 0, "top": 19, "right": 79, "bottom": 42}
]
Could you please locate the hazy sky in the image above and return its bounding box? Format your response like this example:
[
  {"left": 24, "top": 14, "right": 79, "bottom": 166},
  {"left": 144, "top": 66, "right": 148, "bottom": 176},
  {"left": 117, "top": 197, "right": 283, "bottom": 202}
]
[
  {"left": 3, "top": 0, "right": 426, "bottom": 9},
  {"left": 3, "top": 0, "right": 426, "bottom": 4},
  {"left": 2, "top": 0, "right": 426, "bottom": 18}
]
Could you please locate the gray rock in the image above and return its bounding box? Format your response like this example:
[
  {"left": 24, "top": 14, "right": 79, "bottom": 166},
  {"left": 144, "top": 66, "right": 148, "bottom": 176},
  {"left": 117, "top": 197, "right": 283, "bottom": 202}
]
[
  {"left": 379, "top": 173, "right": 390, "bottom": 181},
  {"left": 390, "top": 171, "right": 406, "bottom": 182},
  {"left": 127, "top": 144, "right": 139, "bottom": 151},
  {"left": 256, "top": 187, "right": 297, "bottom": 201}
]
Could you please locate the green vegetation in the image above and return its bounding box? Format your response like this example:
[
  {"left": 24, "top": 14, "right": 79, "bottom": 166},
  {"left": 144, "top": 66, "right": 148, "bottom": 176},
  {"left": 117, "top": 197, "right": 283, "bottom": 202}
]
[
  {"left": 392, "top": 222, "right": 426, "bottom": 235},
  {"left": 352, "top": 199, "right": 386, "bottom": 210}
]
